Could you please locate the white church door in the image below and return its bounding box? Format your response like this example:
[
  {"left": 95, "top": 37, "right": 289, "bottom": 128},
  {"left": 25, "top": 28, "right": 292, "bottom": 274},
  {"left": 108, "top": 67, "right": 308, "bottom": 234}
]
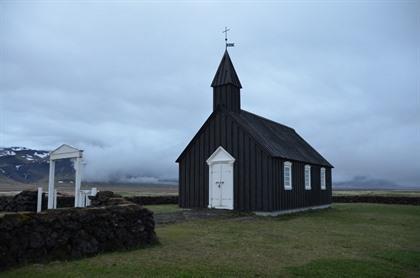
[{"left": 207, "top": 146, "right": 235, "bottom": 210}]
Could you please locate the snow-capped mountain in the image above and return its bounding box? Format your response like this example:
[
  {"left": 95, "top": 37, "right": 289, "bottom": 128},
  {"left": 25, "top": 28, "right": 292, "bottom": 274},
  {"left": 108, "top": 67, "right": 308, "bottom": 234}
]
[{"left": 0, "top": 147, "right": 75, "bottom": 183}]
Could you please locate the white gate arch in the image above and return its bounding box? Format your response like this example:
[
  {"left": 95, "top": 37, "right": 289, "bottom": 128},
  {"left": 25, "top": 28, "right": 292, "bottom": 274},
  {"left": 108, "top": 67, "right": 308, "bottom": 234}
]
[{"left": 48, "top": 144, "right": 83, "bottom": 208}]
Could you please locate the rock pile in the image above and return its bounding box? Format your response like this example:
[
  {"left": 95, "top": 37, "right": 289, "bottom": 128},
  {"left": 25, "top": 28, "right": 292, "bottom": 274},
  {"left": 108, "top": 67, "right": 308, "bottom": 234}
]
[{"left": 0, "top": 204, "right": 157, "bottom": 270}]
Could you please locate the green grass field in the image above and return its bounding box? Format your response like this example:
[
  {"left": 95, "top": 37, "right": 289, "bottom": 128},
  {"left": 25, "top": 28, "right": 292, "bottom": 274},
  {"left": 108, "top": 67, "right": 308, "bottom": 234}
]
[
  {"left": 2, "top": 203, "right": 420, "bottom": 277},
  {"left": 145, "top": 204, "right": 182, "bottom": 214}
]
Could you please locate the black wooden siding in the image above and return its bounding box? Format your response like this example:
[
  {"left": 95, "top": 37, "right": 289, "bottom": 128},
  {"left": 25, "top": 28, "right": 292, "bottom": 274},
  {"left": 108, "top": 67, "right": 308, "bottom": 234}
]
[
  {"left": 213, "top": 85, "right": 240, "bottom": 113},
  {"left": 271, "top": 159, "right": 332, "bottom": 211},
  {"left": 179, "top": 112, "right": 270, "bottom": 211},
  {"left": 178, "top": 111, "right": 332, "bottom": 212}
]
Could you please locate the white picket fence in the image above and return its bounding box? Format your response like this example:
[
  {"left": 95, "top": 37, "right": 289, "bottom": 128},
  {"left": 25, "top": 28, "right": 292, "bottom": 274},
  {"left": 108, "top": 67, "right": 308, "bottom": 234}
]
[{"left": 37, "top": 187, "right": 98, "bottom": 213}]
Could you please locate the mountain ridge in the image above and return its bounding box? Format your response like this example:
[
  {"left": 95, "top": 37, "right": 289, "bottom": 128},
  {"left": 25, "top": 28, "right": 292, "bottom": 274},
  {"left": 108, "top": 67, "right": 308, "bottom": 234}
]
[{"left": 0, "top": 147, "right": 75, "bottom": 184}]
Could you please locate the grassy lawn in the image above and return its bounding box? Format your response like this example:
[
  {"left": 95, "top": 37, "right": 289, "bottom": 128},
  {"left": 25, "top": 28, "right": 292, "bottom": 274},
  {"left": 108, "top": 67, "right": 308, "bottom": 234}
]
[
  {"left": 2, "top": 203, "right": 420, "bottom": 277},
  {"left": 144, "top": 204, "right": 183, "bottom": 214}
]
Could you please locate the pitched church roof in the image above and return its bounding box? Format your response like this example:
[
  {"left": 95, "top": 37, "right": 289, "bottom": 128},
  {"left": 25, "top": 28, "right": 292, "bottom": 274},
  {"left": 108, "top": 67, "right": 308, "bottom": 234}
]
[
  {"left": 176, "top": 108, "right": 332, "bottom": 167},
  {"left": 230, "top": 110, "right": 333, "bottom": 167},
  {"left": 211, "top": 50, "right": 242, "bottom": 88}
]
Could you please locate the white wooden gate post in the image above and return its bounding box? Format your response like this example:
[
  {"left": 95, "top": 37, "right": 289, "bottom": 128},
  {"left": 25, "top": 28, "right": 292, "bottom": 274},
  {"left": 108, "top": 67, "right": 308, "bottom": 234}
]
[
  {"left": 74, "top": 157, "right": 82, "bottom": 207},
  {"left": 53, "top": 189, "right": 58, "bottom": 209},
  {"left": 37, "top": 187, "right": 42, "bottom": 213},
  {"left": 47, "top": 160, "right": 55, "bottom": 209},
  {"left": 85, "top": 188, "right": 96, "bottom": 207},
  {"left": 79, "top": 191, "right": 84, "bottom": 207},
  {"left": 85, "top": 193, "right": 91, "bottom": 206}
]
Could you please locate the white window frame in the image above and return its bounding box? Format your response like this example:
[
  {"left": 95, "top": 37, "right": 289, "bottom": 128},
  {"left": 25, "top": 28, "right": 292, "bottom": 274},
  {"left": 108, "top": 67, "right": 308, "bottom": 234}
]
[
  {"left": 304, "top": 165, "right": 311, "bottom": 190},
  {"left": 283, "top": 161, "right": 292, "bottom": 190},
  {"left": 320, "top": 167, "right": 326, "bottom": 190}
]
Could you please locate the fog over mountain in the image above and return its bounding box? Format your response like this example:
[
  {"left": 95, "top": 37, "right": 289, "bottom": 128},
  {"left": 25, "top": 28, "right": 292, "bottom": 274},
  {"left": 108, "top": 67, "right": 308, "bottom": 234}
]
[{"left": 1, "top": 2, "right": 419, "bottom": 186}]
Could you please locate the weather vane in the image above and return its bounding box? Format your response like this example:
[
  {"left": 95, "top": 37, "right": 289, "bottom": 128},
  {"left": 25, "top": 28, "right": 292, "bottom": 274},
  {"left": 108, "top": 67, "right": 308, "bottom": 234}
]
[{"left": 223, "top": 27, "right": 235, "bottom": 50}]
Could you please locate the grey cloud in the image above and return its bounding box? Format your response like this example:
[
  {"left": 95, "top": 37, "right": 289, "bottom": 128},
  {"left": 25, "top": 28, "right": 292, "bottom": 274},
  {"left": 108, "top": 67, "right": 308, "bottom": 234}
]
[{"left": 0, "top": 1, "right": 419, "bottom": 186}]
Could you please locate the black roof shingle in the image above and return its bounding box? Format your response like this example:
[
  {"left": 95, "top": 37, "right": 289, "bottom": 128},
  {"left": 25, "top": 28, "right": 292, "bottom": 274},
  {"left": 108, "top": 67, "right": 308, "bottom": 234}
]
[
  {"left": 176, "top": 108, "right": 332, "bottom": 167},
  {"left": 230, "top": 110, "right": 333, "bottom": 167}
]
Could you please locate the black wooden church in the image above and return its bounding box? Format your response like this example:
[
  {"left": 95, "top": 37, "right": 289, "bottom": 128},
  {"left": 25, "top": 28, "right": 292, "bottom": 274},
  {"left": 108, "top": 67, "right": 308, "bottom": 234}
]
[{"left": 176, "top": 50, "right": 333, "bottom": 214}]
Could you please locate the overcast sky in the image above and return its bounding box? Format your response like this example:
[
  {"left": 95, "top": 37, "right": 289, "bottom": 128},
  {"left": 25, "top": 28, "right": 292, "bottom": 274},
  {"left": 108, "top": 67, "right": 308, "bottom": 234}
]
[{"left": 0, "top": 1, "right": 419, "bottom": 186}]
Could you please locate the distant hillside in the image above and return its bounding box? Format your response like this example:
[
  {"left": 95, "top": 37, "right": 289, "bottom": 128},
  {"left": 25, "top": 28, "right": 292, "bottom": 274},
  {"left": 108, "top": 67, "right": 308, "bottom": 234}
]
[
  {"left": 0, "top": 147, "right": 75, "bottom": 184},
  {"left": 333, "top": 176, "right": 419, "bottom": 190}
]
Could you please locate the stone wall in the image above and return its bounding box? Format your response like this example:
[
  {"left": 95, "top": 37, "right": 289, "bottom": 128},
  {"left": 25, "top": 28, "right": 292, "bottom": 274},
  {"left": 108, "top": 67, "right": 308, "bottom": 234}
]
[
  {"left": 0, "top": 191, "right": 46, "bottom": 212},
  {"left": 333, "top": 195, "right": 420, "bottom": 205},
  {"left": 0, "top": 191, "right": 77, "bottom": 212},
  {"left": 0, "top": 196, "right": 14, "bottom": 211},
  {"left": 0, "top": 191, "right": 179, "bottom": 212},
  {"left": 0, "top": 204, "right": 157, "bottom": 270}
]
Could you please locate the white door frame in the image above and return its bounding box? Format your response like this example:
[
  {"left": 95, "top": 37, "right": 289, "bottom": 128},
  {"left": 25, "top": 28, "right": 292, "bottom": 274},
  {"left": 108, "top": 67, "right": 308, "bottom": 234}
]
[{"left": 206, "top": 146, "right": 235, "bottom": 210}]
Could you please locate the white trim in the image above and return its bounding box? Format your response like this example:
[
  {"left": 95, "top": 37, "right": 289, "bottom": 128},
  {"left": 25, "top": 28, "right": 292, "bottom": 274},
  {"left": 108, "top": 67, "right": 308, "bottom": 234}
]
[
  {"left": 304, "top": 165, "right": 311, "bottom": 190},
  {"left": 320, "top": 167, "right": 326, "bottom": 190},
  {"left": 283, "top": 161, "right": 292, "bottom": 190},
  {"left": 206, "top": 146, "right": 235, "bottom": 165},
  {"left": 255, "top": 204, "right": 331, "bottom": 216},
  {"left": 50, "top": 144, "right": 83, "bottom": 160}
]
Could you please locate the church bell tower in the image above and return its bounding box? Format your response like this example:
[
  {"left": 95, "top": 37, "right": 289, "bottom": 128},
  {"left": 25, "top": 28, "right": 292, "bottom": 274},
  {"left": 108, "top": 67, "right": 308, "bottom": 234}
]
[{"left": 211, "top": 50, "right": 242, "bottom": 113}]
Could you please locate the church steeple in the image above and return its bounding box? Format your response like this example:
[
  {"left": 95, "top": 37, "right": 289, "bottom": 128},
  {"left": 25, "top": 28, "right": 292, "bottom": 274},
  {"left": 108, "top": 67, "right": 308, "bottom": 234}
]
[
  {"left": 211, "top": 50, "right": 242, "bottom": 113},
  {"left": 211, "top": 50, "right": 242, "bottom": 89}
]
